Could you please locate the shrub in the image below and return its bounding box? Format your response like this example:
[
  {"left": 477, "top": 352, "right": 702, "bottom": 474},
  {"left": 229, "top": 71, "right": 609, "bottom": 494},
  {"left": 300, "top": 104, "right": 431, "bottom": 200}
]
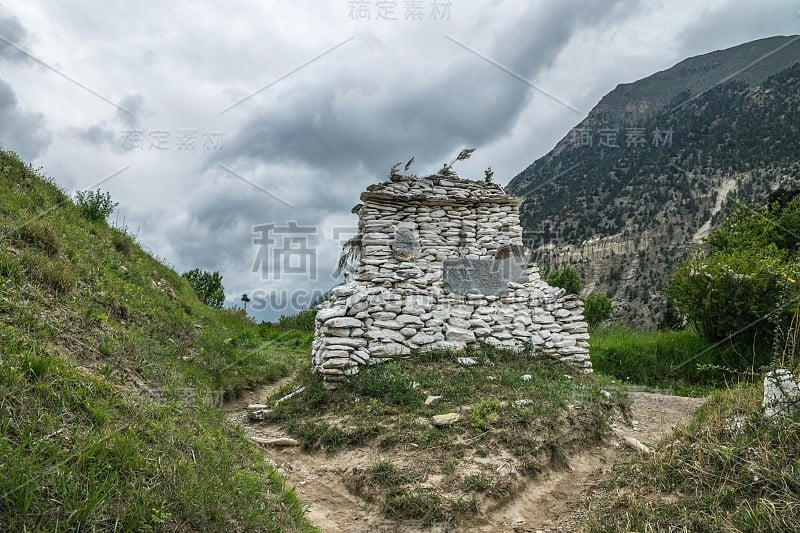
[
  {"left": 75, "top": 189, "right": 118, "bottom": 221},
  {"left": 276, "top": 308, "right": 316, "bottom": 331},
  {"left": 544, "top": 264, "right": 582, "bottom": 295},
  {"left": 666, "top": 246, "right": 787, "bottom": 369},
  {"left": 583, "top": 293, "right": 613, "bottom": 328},
  {"left": 111, "top": 231, "right": 135, "bottom": 256},
  {"left": 181, "top": 268, "right": 225, "bottom": 308},
  {"left": 665, "top": 199, "right": 800, "bottom": 371}
]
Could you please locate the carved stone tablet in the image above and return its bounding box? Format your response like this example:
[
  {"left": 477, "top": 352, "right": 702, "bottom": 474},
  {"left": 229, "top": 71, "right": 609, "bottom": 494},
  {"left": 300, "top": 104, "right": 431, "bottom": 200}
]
[
  {"left": 394, "top": 227, "right": 419, "bottom": 260},
  {"left": 443, "top": 257, "right": 527, "bottom": 296}
]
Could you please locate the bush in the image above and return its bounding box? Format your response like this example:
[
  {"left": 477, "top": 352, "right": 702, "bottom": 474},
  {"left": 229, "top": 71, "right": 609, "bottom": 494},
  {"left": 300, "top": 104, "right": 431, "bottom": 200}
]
[
  {"left": 665, "top": 200, "right": 800, "bottom": 371},
  {"left": 75, "top": 189, "right": 118, "bottom": 221},
  {"left": 276, "top": 308, "right": 316, "bottom": 331},
  {"left": 181, "top": 268, "right": 225, "bottom": 308},
  {"left": 583, "top": 293, "right": 613, "bottom": 328},
  {"left": 544, "top": 264, "right": 582, "bottom": 295},
  {"left": 111, "top": 231, "right": 135, "bottom": 256}
]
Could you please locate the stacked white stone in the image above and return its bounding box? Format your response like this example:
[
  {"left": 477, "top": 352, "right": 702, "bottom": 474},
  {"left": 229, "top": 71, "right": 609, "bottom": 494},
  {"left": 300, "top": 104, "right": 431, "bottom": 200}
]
[{"left": 312, "top": 174, "right": 592, "bottom": 382}]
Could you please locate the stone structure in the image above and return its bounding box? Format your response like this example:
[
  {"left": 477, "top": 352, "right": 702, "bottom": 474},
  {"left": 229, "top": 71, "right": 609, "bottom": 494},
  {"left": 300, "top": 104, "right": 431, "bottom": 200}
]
[
  {"left": 312, "top": 174, "right": 591, "bottom": 382},
  {"left": 763, "top": 368, "right": 800, "bottom": 419}
]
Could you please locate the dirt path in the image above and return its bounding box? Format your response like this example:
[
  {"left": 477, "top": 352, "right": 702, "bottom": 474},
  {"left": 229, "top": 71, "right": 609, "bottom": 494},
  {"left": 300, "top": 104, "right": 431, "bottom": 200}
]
[
  {"left": 225, "top": 387, "right": 704, "bottom": 532},
  {"left": 482, "top": 391, "right": 705, "bottom": 532}
]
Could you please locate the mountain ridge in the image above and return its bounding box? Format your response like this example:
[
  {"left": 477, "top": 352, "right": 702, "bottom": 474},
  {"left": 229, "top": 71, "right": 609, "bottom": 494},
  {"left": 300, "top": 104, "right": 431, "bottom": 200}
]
[{"left": 507, "top": 35, "right": 800, "bottom": 326}]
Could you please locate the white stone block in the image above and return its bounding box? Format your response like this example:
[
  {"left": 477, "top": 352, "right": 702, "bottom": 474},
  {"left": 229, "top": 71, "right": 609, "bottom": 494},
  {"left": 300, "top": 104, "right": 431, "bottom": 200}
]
[
  {"left": 326, "top": 317, "right": 363, "bottom": 328},
  {"left": 316, "top": 305, "right": 347, "bottom": 322}
]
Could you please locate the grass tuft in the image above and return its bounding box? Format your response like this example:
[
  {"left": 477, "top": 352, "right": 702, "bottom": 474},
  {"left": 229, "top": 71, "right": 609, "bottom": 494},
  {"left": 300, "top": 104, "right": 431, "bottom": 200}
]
[
  {"left": 20, "top": 250, "right": 77, "bottom": 292},
  {"left": 14, "top": 219, "right": 63, "bottom": 257}
]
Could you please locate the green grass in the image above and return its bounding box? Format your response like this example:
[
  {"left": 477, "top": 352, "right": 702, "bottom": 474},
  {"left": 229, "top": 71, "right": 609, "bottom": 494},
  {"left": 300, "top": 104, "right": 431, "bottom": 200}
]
[
  {"left": 590, "top": 385, "right": 800, "bottom": 531},
  {"left": 0, "top": 150, "right": 313, "bottom": 531},
  {"left": 267, "top": 347, "right": 625, "bottom": 458},
  {"left": 345, "top": 460, "right": 478, "bottom": 527},
  {"left": 380, "top": 489, "right": 478, "bottom": 526},
  {"left": 262, "top": 343, "right": 627, "bottom": 527},
  {"left": 589, "top": 325, "right": 763, "bottom": 395}
]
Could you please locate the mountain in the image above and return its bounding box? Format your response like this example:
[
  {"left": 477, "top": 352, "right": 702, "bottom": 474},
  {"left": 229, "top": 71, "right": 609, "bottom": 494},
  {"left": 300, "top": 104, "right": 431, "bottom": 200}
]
[
  {"left": 507, "top": 35, "right": 800, "bottom": 327},
  {"left": 0, "top": 151, "right": 311, "bottom": 531}
]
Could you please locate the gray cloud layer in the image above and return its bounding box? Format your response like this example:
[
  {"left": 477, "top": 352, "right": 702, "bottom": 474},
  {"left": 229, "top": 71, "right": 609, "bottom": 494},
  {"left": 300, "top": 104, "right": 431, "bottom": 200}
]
[
  {"left": 0, "top": 79, "right": 51, "bottom": 159},
  {"left": 0, "top": 0, "right": 792, "bottom": 321},
  {"left": 0, "top": 13, "right": 28, "bottom": 62},
  {"left": 0, "top": 12, "right": 50, "bottom": 158}
]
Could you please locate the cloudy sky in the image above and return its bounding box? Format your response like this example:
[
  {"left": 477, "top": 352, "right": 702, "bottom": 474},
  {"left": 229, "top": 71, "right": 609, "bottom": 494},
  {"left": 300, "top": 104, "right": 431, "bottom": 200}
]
[{"left": 0, "top": 0, "right": 797, "bottom": 320}]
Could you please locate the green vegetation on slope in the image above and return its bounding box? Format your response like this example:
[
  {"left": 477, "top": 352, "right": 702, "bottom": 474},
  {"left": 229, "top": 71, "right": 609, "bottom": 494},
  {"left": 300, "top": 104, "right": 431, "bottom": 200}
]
[
  {"left": 0, "top": 151, "right": 312, "bottom": 531},
  {"left": 590, "top": 386, "right": 800, "bottom": 531},
  {"left": 590, "top": 193, "right": 800, "bottom": 530},
  {"left": 667, "top": 197, "right": 800, "bottom": 370}
]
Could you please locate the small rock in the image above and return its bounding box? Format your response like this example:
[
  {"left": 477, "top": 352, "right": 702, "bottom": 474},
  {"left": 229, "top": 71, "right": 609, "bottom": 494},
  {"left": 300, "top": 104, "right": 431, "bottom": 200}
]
[
  {"left": 431, "top": 413, "right": 460, "bottom": 427},
  {"left": 457, "top": 357, "right": 479, "bottom": 366},
  {"left": 275, "top": 386, "right": 306, "bottom": 405},
  {"left": 247, "top": 404, "right": 271, "bottom": 421},
  {"left": 251, "top": 436, "right": 301, "bottom": 447},
  {"left": 425, "top": 395, "right": 443, "bottom": 406},
  {"left": 622, "top": 436, "right": 651, "bottom": 453},
  {"left": 521, "top": 374, "right": 532, "bottom": 381},
  {"left": 414, "top": 417, "right": 434, "bottom": 429}
]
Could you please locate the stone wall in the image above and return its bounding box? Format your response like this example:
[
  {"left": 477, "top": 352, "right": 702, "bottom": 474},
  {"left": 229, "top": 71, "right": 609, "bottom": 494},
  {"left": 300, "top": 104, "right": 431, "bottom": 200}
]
[{"left": 312, "top": 174, "right": 591, "bottom": 382}]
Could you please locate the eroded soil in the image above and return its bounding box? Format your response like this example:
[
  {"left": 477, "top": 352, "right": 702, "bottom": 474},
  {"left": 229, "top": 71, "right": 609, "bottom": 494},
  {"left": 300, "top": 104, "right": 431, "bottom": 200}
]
[{"left": 225, "top": 384, "right": 704, "bottom": 532}]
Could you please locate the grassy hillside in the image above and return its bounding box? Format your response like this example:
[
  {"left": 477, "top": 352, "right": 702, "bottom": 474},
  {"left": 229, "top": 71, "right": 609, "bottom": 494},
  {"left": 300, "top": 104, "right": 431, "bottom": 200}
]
[
  {"left": 590, "top": 385, "right": 800, "bottom": 531},
  {"left": 0, "top": 151, "right": 313, "bottom": 531}
]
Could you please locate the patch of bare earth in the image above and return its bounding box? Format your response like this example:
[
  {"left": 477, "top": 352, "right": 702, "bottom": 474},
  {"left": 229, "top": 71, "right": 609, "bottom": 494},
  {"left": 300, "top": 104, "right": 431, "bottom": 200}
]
[{"left": 225, "top": 387, "right": 704, "bottom": 532}]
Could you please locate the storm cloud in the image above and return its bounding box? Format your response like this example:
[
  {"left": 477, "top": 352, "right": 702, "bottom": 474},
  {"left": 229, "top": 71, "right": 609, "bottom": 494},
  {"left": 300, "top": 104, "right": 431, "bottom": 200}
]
[{"left": 0, "top": 0, "right": 792, "bottom": 320}]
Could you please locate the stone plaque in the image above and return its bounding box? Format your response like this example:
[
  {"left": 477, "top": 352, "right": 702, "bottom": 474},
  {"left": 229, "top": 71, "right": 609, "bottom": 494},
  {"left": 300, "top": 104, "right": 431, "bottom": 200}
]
[
  {"left": 443, "top": 257, "right": 527, "bottom": 296},
  {"left": 393, "top": 227, "right": 419, "bottom": 260}
]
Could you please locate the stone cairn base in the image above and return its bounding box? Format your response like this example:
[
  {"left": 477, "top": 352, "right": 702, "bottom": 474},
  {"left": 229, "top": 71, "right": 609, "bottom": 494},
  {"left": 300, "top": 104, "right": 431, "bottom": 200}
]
[{"left": 312, "top": 174, "right": 591, "bottom": 382}]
